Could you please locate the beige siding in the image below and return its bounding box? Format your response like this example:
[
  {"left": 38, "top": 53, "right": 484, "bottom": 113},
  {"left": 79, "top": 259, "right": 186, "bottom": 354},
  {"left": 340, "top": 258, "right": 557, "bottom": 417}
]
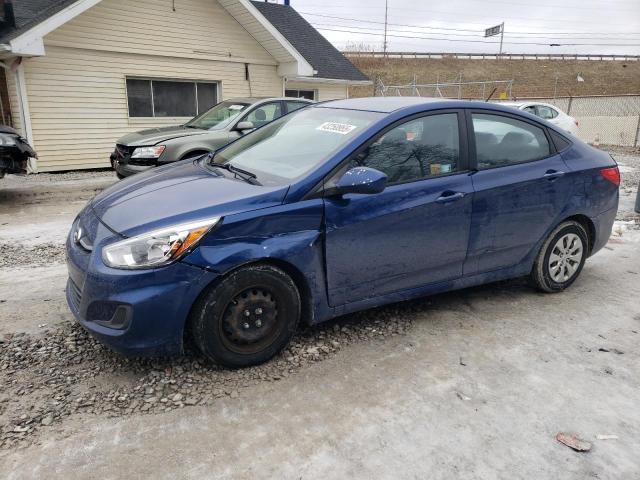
[
  {"left": 24, "top": 0, "right": 285, "bottom": 172},
  {"left": 45, "top": 0, "right": 275, "bottom": 65},
  {"left": 285, "top": 81, "right": 348, "bottom": 101},
  {"left": 24, "top": 46, "right": 281, "bottom": 171}
]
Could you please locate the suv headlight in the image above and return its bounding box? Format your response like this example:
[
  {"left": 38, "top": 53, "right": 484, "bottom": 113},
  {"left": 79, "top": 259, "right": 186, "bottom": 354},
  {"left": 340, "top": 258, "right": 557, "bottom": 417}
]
[
  {"left": 102, "top": 217, "right": 220, "bottom": 269},
  {"left": 131, "top": 145, "right": 166, "bottom": 159}
]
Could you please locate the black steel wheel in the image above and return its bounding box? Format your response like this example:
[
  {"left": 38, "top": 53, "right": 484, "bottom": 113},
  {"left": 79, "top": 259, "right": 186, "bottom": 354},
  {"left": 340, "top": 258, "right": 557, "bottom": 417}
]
[{"left": 190, "top": 265, "right": 300, "bottom": 367}]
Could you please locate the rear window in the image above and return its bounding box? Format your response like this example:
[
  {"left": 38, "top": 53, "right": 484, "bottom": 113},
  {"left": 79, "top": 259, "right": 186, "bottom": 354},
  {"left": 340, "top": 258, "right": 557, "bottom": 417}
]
[{"left": 472, "top": 113, "right": 551, "bottom": 169}]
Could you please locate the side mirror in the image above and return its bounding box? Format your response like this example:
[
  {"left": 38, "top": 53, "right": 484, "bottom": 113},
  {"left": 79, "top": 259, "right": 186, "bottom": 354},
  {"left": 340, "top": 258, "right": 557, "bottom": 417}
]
[
  {"left": 235, "top": 121, "right": 255, "bottom": 132},
  {"left": 329, "top": 167, "right": 387, "bottom": 196}
]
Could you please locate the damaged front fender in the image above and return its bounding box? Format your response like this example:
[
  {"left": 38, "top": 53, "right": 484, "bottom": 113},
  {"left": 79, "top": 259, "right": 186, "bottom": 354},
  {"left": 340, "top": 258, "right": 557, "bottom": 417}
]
[{"left": 181, "top": 200, "right": 332, "bottom": 324}]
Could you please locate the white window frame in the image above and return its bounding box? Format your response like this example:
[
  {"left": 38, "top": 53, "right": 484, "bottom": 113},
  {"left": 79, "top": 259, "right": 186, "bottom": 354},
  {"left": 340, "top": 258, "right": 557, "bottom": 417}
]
[
  {"left": 285, "top": 88, "right": 316, "bottom": 101},
  {"left": 124, "top": 77, "right": 221, "bottom": 118}
]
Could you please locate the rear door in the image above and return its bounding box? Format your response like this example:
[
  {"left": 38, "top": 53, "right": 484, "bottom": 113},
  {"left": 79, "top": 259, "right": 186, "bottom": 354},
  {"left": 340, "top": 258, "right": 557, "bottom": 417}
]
[
  {"left": 323, "top": 110, "right": 474, "bottom": 306},
  {"left": 465, "top": 110, "right": 573, "bottom": 274}
]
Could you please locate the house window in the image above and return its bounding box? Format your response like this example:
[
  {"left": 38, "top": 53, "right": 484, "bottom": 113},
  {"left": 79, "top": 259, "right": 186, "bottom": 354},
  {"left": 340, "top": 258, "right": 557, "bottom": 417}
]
[
  {"left": 285, "top": 89, "right": 315, "bottom": 101},
  {"left": 126, "top": 78, "right": 218, "bottom": 118}
]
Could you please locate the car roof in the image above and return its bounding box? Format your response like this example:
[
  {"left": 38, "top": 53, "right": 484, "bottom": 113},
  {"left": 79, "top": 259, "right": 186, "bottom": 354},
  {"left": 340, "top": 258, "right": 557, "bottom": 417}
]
[
  {"left": 316, "top": 96, "right": 546, "bottom": 115},
  {"left": 319, "top": 96, "right": 452, "bottom": 113},
  {"left": 226, "top": 97, "right": 313, "bottom": 104},
  {"left": 500, "top": 100, "right": 559, "bottom": 109}
]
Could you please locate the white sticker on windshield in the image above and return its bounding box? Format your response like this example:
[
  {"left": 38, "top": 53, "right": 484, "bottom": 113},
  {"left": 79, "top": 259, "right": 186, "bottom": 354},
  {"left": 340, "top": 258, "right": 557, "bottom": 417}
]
[
  {"left": 316, "top": 122, "right": 358, "bottom": 135},
  {"left": 229, "top": 104, "right": 245, "bottom": 110}
]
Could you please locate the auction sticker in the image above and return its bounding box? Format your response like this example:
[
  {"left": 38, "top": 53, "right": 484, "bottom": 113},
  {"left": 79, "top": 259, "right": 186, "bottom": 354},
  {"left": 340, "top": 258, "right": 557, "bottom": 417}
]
[{"left": 316, "top": 122, "right": 358, "bottom": 135}]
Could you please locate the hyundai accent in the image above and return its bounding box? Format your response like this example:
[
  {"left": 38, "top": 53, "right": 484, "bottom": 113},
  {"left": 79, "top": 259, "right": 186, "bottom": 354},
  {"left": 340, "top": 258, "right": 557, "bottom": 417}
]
[{"left": 66, "top": 97, "right": 619, "bottom": 367}]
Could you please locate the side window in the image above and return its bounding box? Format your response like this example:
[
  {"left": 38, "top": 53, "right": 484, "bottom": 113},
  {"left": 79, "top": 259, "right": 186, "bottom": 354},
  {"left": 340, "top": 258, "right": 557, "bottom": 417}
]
[
  {"left": 243, "top": 102, "right": 283, "bottom": 128},
  {"left": 536, "top": 105, "right": 558, "bottom": 120},
  {"left": 349, "top": 113, "right": 460, "bottom": 185},
  {"left": 523, "top": 106, "right": 537, "bottom": 115},
  {"left": 286, "top": 101, "right": 308, "bottom": 113},
  {"left": 472, "top": 113, "right": 551, "bottom": 169}
]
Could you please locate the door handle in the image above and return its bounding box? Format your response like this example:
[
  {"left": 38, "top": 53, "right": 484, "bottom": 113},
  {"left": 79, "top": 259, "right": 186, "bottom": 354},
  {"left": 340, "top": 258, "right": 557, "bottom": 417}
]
[
  {"left": 435, "top": 191, "right": 465, "bottom": 204},
  {"left": 543, "top": 169, "right": 565, "bottom": 181}
]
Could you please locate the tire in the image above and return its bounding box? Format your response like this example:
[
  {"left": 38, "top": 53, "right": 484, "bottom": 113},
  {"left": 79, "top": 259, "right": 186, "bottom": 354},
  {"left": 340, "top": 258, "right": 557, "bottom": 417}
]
[
  {"left": 190, "top": 265, "right": 300, "bottom": 368},
  {"left": 530, "top": 220, "right": 589, "bottom": 293}
]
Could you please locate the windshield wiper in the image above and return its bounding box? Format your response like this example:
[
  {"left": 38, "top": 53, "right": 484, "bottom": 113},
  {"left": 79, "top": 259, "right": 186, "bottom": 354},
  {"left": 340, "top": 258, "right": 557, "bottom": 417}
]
[
  {"left": 184, "top": 124, "right": 201, "bottom": 129},
  {"left": 211, "top": 162, "right": 261, "bottom": 185}
]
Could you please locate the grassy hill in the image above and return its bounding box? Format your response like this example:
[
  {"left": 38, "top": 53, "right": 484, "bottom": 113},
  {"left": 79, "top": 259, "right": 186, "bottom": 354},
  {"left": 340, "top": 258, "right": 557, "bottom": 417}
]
[{"left": 347, "top": 55, "right": 640, "bottom": 99}]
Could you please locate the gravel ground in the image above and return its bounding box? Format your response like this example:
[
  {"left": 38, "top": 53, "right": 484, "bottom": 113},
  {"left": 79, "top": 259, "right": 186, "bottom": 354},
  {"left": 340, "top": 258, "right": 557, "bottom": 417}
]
[
  {"left": 0, "top": 243, "right": 66, "bottom": 268},
  {"left": 2, "top": 170, "right": 115, "bottom": 185},
  {"left": 1, "top": 148, "right": 639, "bottom": 470},
  {"left": 0, "top": 302, "right": 417, "bottom": 450}
]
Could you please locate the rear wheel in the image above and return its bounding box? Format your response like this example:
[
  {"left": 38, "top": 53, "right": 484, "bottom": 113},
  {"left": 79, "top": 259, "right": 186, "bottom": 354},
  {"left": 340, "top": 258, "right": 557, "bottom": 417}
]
[
  {"left": 531, "top": 221, "right": 588, "bottom": 293},
  {"left": 190, "top": 265, "right": 300, "bottom": 368}
]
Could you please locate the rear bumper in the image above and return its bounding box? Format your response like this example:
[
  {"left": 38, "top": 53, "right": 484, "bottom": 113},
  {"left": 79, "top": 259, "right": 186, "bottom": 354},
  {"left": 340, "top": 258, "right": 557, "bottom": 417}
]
[
  {"left": 66, "top": 233, "right": 217, "bottom": 357},
  {"left": 591, "top": 205, "right": 617, "bottom": 256}
]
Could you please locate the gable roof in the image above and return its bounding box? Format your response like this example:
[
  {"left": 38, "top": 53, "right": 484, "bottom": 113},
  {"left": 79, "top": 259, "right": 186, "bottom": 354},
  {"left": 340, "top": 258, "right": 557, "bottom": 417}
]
[
  {"left": 0, "top": 0, "right": 75, "bottom": 43},
  {"left": 0, "top": 0, "right": 369, "bottom": 82},
  {"left": 250, "top": 1, "right": 369, "bottom": 82}
]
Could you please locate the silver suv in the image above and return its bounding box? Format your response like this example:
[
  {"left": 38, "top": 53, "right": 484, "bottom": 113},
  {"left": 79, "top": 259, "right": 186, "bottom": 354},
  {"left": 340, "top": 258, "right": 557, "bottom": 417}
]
[{"left": 111, "top": 97, "right": 312, "bottom": 178}]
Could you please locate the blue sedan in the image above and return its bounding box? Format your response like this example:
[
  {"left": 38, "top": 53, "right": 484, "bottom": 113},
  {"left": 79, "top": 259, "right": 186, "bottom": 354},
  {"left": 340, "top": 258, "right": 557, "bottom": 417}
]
[{"left": 66, "top": 97, "right": 619, "bottom": 367}]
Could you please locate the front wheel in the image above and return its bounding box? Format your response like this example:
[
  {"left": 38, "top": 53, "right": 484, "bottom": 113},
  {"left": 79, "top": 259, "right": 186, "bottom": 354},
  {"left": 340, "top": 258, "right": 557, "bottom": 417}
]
[
  {"left": 190, "top": 265, "right": 301, "bottom": 368},
  {"left": 530, "top": 220, "right": 589, "bottom": 293}
]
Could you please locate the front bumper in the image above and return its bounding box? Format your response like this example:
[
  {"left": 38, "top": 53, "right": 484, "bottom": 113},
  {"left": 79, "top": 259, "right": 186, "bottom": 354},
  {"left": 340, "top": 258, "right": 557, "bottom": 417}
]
[
  {"left": 112, "top": 157, "right": 156, "bottom": 178},
  {"left": 65, "top": 212, "right": 217, "bottom": 356}
]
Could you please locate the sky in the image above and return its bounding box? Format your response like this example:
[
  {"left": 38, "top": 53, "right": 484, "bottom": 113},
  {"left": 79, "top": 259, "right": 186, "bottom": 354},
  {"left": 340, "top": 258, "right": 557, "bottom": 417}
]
[{"left": 282, "top": 0, "right": 640, "bottom": 55}]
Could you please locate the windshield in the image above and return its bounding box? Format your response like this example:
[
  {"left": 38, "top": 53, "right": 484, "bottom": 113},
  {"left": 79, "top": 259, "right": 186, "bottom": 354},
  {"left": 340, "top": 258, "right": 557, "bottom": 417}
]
[
  {"left": 210, "top": 107, "right": 384, "bottom": 186},
  {"left": 186, "top": 101, "right": 250, "bottom": 130}
]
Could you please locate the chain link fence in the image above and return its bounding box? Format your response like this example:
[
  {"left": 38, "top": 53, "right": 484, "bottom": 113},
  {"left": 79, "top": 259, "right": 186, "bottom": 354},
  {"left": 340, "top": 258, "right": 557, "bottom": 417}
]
[
  {"left": 375, "top": 79, "right": 640, "bottom": 147},
  {"left": 516, "top": 95, "right": 640, "bottom": 147},
  {"left": 376, "top": 78, "right": 514, "bottom": 101}
]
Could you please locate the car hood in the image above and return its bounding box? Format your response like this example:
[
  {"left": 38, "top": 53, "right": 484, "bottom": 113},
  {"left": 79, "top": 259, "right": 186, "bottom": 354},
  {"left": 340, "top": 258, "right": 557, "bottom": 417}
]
[
  {"left": 91, "top": 160, "right": 288, "bottom": 236},
  {"left": 117, "top": 125, "right": 215, "bottom": 146}
]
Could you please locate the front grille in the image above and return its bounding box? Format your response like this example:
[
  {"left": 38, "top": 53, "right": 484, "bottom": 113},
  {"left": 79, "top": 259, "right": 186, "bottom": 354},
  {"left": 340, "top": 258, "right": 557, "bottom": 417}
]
[
  {"left": 115, "top": 144, "right": 134, "bottom": 159},
  {"left": 68, "top": 278, "right": 82, "bottom": 312}
]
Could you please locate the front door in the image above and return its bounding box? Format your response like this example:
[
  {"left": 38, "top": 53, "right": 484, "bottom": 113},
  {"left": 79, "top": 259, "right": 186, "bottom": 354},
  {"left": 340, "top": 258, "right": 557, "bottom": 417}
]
[{"left": 323, "top": 111, "right": 473, "bottom": 307}]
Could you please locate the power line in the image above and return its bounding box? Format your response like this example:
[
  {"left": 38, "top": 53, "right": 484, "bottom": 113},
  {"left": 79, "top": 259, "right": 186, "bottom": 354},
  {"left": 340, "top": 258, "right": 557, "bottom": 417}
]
[
  {"left": 309, "top": 22, "right": 640, "bottom": 41},
  {"left": 298, "top": 5, "right": 639, "bottom": 28},
  {"left": 314, "top": 26, "right": 640, "bottom": 47},
  {"left": 300, "top": 12, "right": 640, "bottom": 36}
]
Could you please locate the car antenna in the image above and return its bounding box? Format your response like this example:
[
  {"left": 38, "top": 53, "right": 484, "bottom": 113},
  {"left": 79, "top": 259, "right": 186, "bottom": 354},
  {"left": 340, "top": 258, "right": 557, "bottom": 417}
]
[{"left": 485, "top": 87, "right": 498, "bottom": 102}]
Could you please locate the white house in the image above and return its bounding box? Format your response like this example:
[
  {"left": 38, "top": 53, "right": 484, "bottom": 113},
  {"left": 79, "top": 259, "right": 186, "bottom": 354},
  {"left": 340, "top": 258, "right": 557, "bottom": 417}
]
[{"left": 0, "top": 0, "right": 370, "bottom": 171}]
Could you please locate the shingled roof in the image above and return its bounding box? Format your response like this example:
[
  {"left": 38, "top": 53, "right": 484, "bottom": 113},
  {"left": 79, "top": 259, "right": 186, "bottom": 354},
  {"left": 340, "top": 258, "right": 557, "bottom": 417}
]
[
  {"left": 251, "top": 1, "right": 369, "bottom": 82},
  {"left": 0, "top": 0, "right": 76, "bottom": 43}
]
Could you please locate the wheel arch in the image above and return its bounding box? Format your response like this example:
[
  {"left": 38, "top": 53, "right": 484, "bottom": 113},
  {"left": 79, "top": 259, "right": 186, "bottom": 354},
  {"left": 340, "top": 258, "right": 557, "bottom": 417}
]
[
  {"left": 179, "top": 148, "right": 211, "bottom": 160},
  {"left": 183, "top": 258, "right": 314, "bottom": 350},
  {"left": 562, "top": 214, "right": 596, "bottom": 254}
]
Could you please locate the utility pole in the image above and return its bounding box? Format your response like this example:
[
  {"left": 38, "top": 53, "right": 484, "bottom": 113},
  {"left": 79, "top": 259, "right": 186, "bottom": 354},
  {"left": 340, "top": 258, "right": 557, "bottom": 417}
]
[
  {"left": 383, "top": 0, "right": 389, "bottom": 56},
  {"left": 499, "top": 21, "right": 504, "bottom": 55}
]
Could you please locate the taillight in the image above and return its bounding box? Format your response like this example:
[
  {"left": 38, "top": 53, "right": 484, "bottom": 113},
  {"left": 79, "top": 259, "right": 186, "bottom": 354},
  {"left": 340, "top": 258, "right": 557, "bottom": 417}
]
[{"left": 600, "top": 166, "right": 620, "bottom": 186}]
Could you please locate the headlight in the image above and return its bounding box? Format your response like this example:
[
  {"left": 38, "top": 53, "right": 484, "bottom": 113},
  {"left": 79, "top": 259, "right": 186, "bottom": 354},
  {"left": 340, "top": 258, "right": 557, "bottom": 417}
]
[
  {"left": 0, "top": 134, "right": 18, "bottom": 146},
  {"left": 131, "top": 145, "right": 166, "bottom": 159},
  {"left": 102, "top": 217, "right": 220, "bottom": 269}
]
